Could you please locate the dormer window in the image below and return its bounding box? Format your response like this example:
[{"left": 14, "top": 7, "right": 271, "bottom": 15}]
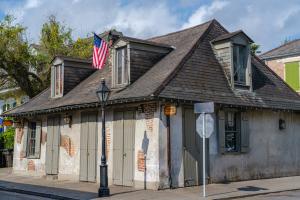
[
  {"left": 51, "top": 64, "right": 63, "bottom": 98},
  {"left": 233, "top": 44, "right": 248, "bottom": 85},
  {"left": 114, "top": 46, "right": 129, "bottom": 86},
  {"left": 212, "top": 30, "right": 253, "bottom": 91}
]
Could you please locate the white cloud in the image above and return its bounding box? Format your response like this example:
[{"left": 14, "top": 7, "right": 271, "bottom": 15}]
[
  {"left": 1, "top": 0, "right": 300, "bottom": 52},
  {"left": 182, "top": 0, "right": 229, "bottom": 29},
  {"left": 0, "top": 0, "right": 178, "bottom": 42}
]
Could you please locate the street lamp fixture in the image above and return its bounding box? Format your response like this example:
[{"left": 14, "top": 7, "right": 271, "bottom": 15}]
[{"left": 96, "top": 78, "right": 111, "bottom": 197}]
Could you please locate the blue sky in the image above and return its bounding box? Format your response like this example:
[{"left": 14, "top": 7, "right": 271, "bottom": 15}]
[{"left": 1, "top": 0, "right": 300, "bottom": 52}]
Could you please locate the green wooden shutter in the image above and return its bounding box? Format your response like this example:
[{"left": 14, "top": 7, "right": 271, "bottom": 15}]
[
  {"left": 22, "top": 121, "right": 29, "bottom": 158},
  {"left": 218, "top": 110, "right": 225, "bottom": 154},
  {"left": 240, "top": 112, "right": 250, "bottom": 153},
  {"left": 34, "top": 121, "right": 42, "bottom": 158},
  {"left": 285, "top": 62, "right": 300, "bottom": 91}
]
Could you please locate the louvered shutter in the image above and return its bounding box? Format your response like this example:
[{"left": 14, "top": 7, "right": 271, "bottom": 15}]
[
  {"left": 34, "top": 121, "right": 42, "bottom": 158},
  {"left": 218, "top": 110, "right": 225, "bottom": 154},
  {"left": 22, "top": 121, "right": 29, "bottom": 158},
  {"left": 241, "top": 111, "right": 250, "bottom": 153}
]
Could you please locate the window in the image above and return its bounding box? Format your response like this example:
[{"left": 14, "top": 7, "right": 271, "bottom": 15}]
[
  {"left": 51, "top": 65, "right": 63, "bottom": 97},
  {"left": 2, "top": 104, "right": 10, "bottom": 112},
  {"left": 27, "top": 122, "right": 37, "bottom": 157},
  {"left": 225, "top": 111, "right": 240, "bottom": 152},
  {"left": 285, "top": 62, "right": 300, "bottom": 92},
  {"left": 114, "top": 47, "right": 129, "bottom": 86},
  {"left": 233, "top": 44, "right": 248, "bottom": 85}
]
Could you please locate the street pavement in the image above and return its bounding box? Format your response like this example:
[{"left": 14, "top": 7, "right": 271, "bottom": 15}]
[
  {"left": 0, "top": 190, "right": 53, "bottom": 200},
  {"left": 236, "top": 190, "right": 300, "bottom": 200},
  {"left": 0, "top": 168, "right": 300, "bottom": 200}
]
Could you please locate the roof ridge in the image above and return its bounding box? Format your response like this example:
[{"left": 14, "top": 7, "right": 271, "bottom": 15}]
[
  {"left": 152, "top": 20, "right": 215, "bottom": 96},
  {"left": 261, "top": 38, "right": 300, "bottom": 58},
  {"left": 148, "top": 20, "right": 214, "bottom": 41}
]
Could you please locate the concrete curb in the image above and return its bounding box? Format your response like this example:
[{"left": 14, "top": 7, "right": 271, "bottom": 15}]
[
  {"left": 214, "top": 188, "right": 300, "bottom": 200},
  {"left": 0, "top": 185, "right": 79, "bottom": 200}
]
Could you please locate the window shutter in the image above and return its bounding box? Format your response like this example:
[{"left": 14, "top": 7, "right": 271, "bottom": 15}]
[
  {"left": 22, "top": 121, "right": 29, "bottom": 158},
  {"left": 218, "top": 110, "right": 225, "bottom": 154},
  {"left": 35, "top": 121, "right": 42, "bottom": 158},
  {"left": 241, "top": 111, "right": 250, "bottom": 153}
]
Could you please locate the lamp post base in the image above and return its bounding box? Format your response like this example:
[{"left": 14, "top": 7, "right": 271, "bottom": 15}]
[
  {"left": 98, "top": 164, "right": 110, "bottom": 197},
  {"left": 98, "top": 187, "right": 110, "bottom": 197}
]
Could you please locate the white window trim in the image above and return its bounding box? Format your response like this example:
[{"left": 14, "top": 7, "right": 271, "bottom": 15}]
[
  {"left": 112, "top": 44, "right": 130, "bottom": 88},
  {"left": 230, "top": 42, "right": 252, "bottom": 90},
  {"left": 51, "top": 63, "right": 64, "bottom": 98}
]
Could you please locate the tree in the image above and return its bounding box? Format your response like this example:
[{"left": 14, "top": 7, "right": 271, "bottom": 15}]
[
  {"left": 0, "top": 15, "right": 44, "bottom": 98},
  {"left": 250, "top": 43, "right": 260, "bottom": 55},
  {"left": 0, "top": 15, "right": 94, "bottom": 98}
]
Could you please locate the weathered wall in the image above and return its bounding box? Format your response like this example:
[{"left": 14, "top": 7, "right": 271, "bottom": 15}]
[
  {"left": 13, "top": 115, "right": 47, "bottom": 175},
  {"left": 12, "top": 103, "right": 162, "bottom": 189},
  {"left": 209, "top": 110, "right": 300, "bottom": 183}
]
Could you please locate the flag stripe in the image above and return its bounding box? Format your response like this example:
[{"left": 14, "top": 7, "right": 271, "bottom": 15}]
[{"left": 93, "top": 34, "right": 109, "bottom": 69}]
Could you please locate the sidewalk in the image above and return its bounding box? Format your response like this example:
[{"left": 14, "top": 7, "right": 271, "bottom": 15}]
[{"left": 0, "top": 168, "right": 299, "bottom": 200}]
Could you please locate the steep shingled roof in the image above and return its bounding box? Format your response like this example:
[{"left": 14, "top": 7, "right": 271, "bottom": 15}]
[
  {"left": 260, "top": 39, "right": 300, "bottom": 60},
  {"left": 4, "top": 20, "right": 300, "bottom": 116}
]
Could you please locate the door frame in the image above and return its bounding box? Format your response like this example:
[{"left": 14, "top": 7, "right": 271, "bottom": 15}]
[
  {"left": 182, "top": 106, "right": 210, "bottom": 186},
  {"left": 112, "top": 109, "right": 136, "bottom": 186},
  {"left": 46, "top": 115, "right": 61, "bottom": 175}
]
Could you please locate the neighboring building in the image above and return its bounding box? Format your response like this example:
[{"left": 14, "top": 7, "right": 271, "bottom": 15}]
[
  {"left": 260, "top": 39, "right": 300, "bottom": 94},
  {"left": 3, "top": 20, "right": 300, "bottom": 190}
]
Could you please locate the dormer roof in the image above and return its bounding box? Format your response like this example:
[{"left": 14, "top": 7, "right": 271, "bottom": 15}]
[{"left": 211, "top": 30, "right": 254, "bottom": 44}]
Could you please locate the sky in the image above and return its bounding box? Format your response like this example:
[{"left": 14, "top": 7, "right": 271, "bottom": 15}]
[{"left": 0, "top": 0, "right": 300, "bottom": 52}]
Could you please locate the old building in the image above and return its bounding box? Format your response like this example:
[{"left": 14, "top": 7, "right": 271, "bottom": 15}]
[
  {"left": 260, "top": 39, "right": 300, "bottom": 94},
  {"left": 3, "top": 19, "right": 300, "bottom": 190}
]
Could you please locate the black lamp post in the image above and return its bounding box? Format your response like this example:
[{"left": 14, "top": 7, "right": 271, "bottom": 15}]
[{"left": 96, "top": 78, "right": 110, "bottom": 197}]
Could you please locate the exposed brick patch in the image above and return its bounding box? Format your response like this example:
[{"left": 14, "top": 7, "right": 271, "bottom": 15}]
[
  {"left": 144, "top": 103, "right": 157, "bottom": 132},
  {"left": 20, "top": 151, "right": 26, "bottom": 160},
  {"left": 41, "top": 131, "right": 47, "bottom": 145},
  {"left": 16, "top": 128, "right": 24, "bottom": 144},
  {"left": 137, "top": 150, "right": 146, "bottom": 172},
  {"left": 27, "top": 160, "right": 35, "bottom": 171},
  {"left": 106, "top": 126, "right": 111, "bottom": 158},
  {"left": 60, "top": 135, "right": 75, "bottom": 157}
]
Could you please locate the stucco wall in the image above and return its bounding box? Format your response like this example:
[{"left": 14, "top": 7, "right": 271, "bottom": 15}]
[
  {"left": 12, "top": 104, "right": 162, "bottom": 189},
  {"left": 209, "top": 110, "right": 300, "bottom": 183}
]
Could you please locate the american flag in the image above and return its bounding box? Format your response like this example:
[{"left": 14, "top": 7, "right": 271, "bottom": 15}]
[{"left": 93, "top": 33, "right": 109, "bottom": 69}]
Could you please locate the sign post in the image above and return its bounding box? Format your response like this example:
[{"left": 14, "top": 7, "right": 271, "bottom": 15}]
[{"left": 194, "top": 102, "right": 214, "bottom": 198}]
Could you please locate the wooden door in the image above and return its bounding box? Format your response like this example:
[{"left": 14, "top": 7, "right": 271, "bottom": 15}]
[
  {"left": 46, "top": 117, "right": 60, "bottom": 175},
  {"left": 183, "top": 108, "right": 201, "bottom": 186},
  {"left": 113, "top": 110, "right": 135, "bottom": 186},
  {"left": 123, "top": 111, "right": 135, "bottom": 186},
  {"left": 80, "top": 112, "right": 98, "bottom": 182}
]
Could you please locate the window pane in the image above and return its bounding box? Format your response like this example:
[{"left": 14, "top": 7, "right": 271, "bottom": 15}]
[
  {"left": 59, "top": 65, "right": 63, "bottom": 95},
  {"left": 117, "top": 49, "right": 123, "bottom": 84},
  {"left": 28, "top": 122, "right": 36, "bottom": 156},
  {"left": 123, "top": 48, "right": 128, "bottom": 84},
  {"left": 225, "top": 111, "right": 238, "bottom": 152},
  {"left": 233, "top": 45, "right": 247, "bottom": 84}
]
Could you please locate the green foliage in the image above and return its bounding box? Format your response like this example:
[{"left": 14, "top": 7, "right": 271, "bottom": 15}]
[
  {"left": 0, "top": 127, "right": 15, "bottom": 149},
  {"left": 70, "top": 37, "right": 93, "bottom": 59},
  {"left": 0, "top": 15, "right": 94, "bottom": 98},
  {"left": 0, "top": 15, "right": 44, "bottom": 98},
  {"left": 250, "top": 43, "right": 260, "bottom": 54}
]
